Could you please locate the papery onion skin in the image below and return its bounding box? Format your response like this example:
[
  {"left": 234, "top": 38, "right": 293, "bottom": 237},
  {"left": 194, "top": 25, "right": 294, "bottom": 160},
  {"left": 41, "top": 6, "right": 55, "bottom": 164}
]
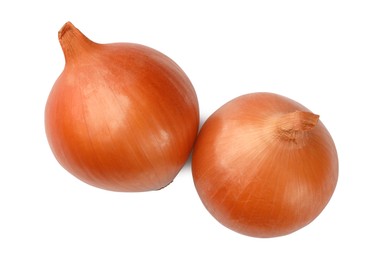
[
  {"left": 45, "top": 22, "right": 199, "bottom": 192},
  {"left": 192, "top": 92, "right": 338, "bottom": 238}
]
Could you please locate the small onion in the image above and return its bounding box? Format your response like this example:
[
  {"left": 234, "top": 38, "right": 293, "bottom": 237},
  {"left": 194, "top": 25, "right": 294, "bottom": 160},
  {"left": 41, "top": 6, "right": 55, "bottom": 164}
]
[
  {"left": 45, "top": 22, "right": 199, "bottom": 192},
  {"left": 192, "top": 92, "right": 338, "bottom": 238}
]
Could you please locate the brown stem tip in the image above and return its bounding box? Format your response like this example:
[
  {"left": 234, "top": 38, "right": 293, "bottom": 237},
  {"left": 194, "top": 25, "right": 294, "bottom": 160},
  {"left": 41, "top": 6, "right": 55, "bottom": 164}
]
[
  {"left": 58, "top": 21, "right": 75, "bottom": 41},
  {"left": 276, "top": 111, "right": 319, "bottom": 142},
  {"left": 57, "top": 22, "right": 95, "bottom": 64}
]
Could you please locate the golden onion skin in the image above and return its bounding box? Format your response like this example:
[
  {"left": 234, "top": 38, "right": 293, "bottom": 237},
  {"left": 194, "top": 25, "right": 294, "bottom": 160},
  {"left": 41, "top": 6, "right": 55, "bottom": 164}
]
[
  {"left": 45, "top": 22, "right": 199, "bottom": 192},
  {"left": 192, "top": 92, "right": 338, "bottom": 238}
]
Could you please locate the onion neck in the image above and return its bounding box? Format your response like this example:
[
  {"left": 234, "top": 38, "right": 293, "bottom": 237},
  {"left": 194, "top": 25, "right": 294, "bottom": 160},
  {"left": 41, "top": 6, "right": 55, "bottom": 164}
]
[
  {"left": 58, "top": 22, "right": 97, "bottom": 64},
  {"left": 274, "top": 111, "right": 319, "bottom": 144}
]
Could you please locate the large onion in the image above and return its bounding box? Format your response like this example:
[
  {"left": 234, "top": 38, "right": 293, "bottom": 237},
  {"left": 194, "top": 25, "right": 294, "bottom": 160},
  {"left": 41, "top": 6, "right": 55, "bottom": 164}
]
[
  {"left": 192, "top": 92, "right": 338, "bottom": 237},
  {"left": 45, "top": 22, "right": 199, "bottom": 192}
]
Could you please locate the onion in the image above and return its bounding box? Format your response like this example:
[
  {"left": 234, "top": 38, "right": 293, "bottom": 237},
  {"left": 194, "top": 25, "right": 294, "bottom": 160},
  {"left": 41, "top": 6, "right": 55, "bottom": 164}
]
[
  {"left": 45, "top": 22, "right": 199, "bottom": 192},
  {"left": 192, "top": 92, "right": 338, "bottom": 238}
]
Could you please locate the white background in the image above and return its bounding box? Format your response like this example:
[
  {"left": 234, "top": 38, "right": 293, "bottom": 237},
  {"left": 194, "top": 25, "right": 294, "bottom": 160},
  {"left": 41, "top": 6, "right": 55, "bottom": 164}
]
[{"left": 1, "top": 0, "right": 377, "bottom": 259}]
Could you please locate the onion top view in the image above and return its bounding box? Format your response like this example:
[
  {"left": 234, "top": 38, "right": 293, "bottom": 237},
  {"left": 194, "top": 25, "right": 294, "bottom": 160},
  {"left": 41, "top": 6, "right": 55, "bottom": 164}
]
[
  {"left": 192, "top": 92, "right": 338, "bottom": 238},
  {"left": 45, "top": 22, "right": 199, "bottom": 192}
]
